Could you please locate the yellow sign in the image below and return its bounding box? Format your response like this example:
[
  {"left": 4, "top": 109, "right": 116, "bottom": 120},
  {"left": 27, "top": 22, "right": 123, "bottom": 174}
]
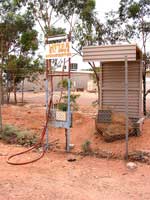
[{"left": 45, "top": 42, "right": 71, "bottom": 59}]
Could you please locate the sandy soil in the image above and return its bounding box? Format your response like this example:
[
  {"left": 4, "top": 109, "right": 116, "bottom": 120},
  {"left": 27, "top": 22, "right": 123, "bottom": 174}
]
[
  {"left": 2, "top": 93, "right": 150, "bottom": 157},
  {"left": 1, "top": 144, "right": 150, "bottom": 200},
  {"left": 1, "top": 91, "right": 150, "bottom": 200}
]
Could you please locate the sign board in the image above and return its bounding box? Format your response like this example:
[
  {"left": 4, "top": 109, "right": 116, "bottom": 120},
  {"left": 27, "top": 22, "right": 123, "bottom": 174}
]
[{"left": 45, "top": 41, "right": 71, "bottom": 59}]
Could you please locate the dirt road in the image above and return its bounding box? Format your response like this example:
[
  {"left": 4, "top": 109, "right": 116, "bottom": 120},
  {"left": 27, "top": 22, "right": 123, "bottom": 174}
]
[
  {"left": 1, "top": 91, "right": 150, "bottom": 200},
  {"left": 0, "top": 142, "right": 150, "bottom": 200}
]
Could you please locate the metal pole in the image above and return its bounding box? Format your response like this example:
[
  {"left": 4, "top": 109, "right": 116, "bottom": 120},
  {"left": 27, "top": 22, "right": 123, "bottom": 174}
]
[
  {"left": 125, "top": 56, "right": 129, "bottom": 160},
  {"left": 45, "top": 78, "right": 49, "bottom": 149},
  {"left": 66, "top": 78, "right": 71, "bottom": 152},
  {"left": 65, "top": 32, "right": 71, "bottom": 152}
]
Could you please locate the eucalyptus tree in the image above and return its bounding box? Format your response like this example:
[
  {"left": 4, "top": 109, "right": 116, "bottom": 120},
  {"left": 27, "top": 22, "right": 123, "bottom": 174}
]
[
  {"left": 12, "top": 0, "right": 105, "bottom": 108},
  {"left": 73, "top": 11, "right": 105, "bottom": 107},
  {"left": 0, "top": 0, "right": 41, "bottom": 104},
  {"left": 119, "top": 0, "right": 150, "bottom": 115}
]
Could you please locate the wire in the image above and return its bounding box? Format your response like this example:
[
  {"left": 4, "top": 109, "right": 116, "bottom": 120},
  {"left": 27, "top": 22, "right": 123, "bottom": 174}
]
[{"left": 7, "top": 94, "right": 53, "bottom": 165}]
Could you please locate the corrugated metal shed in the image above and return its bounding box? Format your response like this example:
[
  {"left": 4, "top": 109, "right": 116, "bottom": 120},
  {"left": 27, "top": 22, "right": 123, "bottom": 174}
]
[
  {"left": 101, "top": 61, "right": 142, "bottom": 118},
  {"left": 83, "top": 44, "right": 142, "bottom": 62},
  {"left": 83, "top": 44, "right": 143, "bottom": 119}
]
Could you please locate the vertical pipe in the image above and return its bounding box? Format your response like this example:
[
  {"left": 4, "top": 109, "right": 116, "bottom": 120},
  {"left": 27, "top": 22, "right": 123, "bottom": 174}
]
[
  {"left": 66, "top": 78, "right": 71, "bottom": 152},
  {"left": 65, "top": 32, "right": 71, "bottom": 152},
  {"left": 99, "top": 62, "right": 102, "bottom": 110},
  {"left": 45, "top": 38, "right": 49, "bottom": 149},
  {"left": 125, "top": 56, "right": 129, "bottom": 160},
  {"left": 45, "top": 77, "right": 49, "bottom": 149}
]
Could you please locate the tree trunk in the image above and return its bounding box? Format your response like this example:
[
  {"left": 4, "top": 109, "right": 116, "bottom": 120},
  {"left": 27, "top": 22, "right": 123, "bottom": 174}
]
[
  {"left": 88, "top": 62, "right": 100, "bottom": 108},
  {"left": 6, "top": 77, "right": 10, "bottom": 104},
  {"left": 96, "top": 78, "right": 100, "bottom": 108},
  {"left": 58, "top": 59, "right": 65, "bottom": 104},
  {"left": 21, "top": 79, "right": 24, "bottom": 104},
  {"left": 0, "top": 68, "right": 3, "bottom": 132},
  {"left": 143, "top": 64, "right": 146, "bottom": 115},
  {"left": 13, "top": 75, "right": 17, "bottom": 104},
  {"left": 0, "top": 58, "right": 4, "bottom": 104}
]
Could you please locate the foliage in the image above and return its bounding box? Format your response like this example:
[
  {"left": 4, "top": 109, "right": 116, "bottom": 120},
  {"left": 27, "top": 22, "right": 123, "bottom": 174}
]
[
  {"left": 0, "top": 2, "right": 43, "bottom": 103},
  {"left": 104, "top": 11, "right": 134, "bottom": 44},
  {"left": 63, "top": 94, "right": 80, "bottom": 111},
  {"left": 119, "top": 0, "right": 150, "bottom": 49},
  {"left": 0, "top": 124, "right": 37, "bottom": 146},
  {"left": 81, "top": 140, "right": 91, "bottom": 154},
  {"left": 57, "top": 103, "right": 68, "bottom": 112},
  {"left": 118, "top": 0, "right": 150, "bottom": 115},
  {"left": 57, "top": 79, "right": 72, "bottom": 90},
  {"left": 57, "top": 94, "right": 80, "bottom": 111},
  {"left": 52, "top": 0, "right": 96, "bottom": 22},
  {"left": 13, "top": 0, "right": 66, "bottom": 36}
]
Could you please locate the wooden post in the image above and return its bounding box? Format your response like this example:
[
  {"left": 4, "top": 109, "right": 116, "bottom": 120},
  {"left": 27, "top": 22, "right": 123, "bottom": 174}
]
[{"left": 125, "top": 56, "right": 129, "bottom": 160}]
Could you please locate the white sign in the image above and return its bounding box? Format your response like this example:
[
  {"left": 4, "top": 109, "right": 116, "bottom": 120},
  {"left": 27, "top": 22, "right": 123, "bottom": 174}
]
[{"left": 45, "top": 42, "right": 71, "bottom": 59}]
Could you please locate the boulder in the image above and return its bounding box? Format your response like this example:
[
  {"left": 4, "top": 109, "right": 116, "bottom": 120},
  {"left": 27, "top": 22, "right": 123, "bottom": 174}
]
[{"left": 96, "top": 112, "right": 135, "bottom": 142}]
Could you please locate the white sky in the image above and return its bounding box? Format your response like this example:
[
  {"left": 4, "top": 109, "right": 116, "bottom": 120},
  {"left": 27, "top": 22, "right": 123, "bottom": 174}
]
[{"left": 96, "top": 0, "right": 120, "bottom": 20}]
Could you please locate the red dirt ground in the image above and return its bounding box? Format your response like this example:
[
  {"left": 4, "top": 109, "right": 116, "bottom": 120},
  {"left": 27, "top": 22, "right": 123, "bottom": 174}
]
[{"left": 1, "top": 92, "right": 150, "bottom": 200}]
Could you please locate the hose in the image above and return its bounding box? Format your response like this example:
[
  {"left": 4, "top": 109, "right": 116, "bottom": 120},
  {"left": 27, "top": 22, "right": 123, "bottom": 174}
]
[{"left": 7, "top": 96, "right": 53, "bottom": 165}]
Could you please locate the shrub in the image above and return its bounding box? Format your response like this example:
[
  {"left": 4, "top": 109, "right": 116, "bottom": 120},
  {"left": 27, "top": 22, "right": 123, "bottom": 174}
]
[
  {"left": 81, "top": 140, "right": 92, "bottom": 154},
  {"left": 0, "top": 124, "right": 37, "bottom": 146}
]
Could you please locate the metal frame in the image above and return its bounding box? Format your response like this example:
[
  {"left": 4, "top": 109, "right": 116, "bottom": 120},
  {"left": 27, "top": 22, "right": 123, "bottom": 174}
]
[
  {"left": 125, "top": 56, "right": 129, "bottom": 159},
  {"left": 45, "top": 34, "right": 72, "bottom": 152}
]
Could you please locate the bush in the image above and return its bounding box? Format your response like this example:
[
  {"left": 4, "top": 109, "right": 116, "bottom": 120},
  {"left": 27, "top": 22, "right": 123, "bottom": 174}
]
[
  {"left": 81, "top": 140, "right": 92, "bottom": 154},
  {"left": 57, "top": 102, "right": 68, "bottom": 111},
  {"left": 0, "top": 125, "right": 37, "bottom": 146},
  {"left": 62, "top": 94, "right": 80, "bottom": 111}
]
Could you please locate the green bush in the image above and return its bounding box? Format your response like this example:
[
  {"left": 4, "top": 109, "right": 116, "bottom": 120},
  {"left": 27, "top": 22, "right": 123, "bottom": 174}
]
[
  {"left": 81, "top": 140, "right": 91, "bottom": 154},
  {"left": 57, "top": 102, "right": 68, "bottom": 111},
  {"left": 0, "top": 125, "right": 37, "bottom": 146}
]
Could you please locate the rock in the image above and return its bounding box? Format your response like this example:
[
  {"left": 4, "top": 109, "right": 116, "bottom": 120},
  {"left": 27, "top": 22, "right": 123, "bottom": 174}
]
[
  {"left": 126, "top": 162, "right": 137, "bottom": 170},
  {"left": 96, "top": 111, "right": 134, "bottom": 142}
]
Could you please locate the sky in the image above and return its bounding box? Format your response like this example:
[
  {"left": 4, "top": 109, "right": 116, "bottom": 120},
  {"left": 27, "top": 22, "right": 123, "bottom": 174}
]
[{"left": 96, "top": 0, "right": 120, "bottom": 20}]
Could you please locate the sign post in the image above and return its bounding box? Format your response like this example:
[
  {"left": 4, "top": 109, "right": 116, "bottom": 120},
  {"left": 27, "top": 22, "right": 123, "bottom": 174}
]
[{"left": 45, "top": 35, "right": 72, "bottom": 152}]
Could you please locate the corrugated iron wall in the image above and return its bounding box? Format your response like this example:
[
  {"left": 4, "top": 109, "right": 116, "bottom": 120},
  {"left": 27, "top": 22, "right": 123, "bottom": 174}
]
[
  {"left": 101, "top": 61, "right": 142, "bottom": 118},
  {"left": 83, "top": 44, "right": 139, "bottom": 62}
]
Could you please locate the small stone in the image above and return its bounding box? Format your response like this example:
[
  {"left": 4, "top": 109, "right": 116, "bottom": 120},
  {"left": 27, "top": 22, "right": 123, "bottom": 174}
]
[
  {"left": 127, "top": 162, "right": 137, "bottom": 170},
  {"left": 38, "top": 147, "right": 43, "bottom": 152}
]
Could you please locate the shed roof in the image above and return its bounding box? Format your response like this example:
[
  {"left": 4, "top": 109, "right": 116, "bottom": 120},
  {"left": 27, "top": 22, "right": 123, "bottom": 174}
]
[{"left": 83, "top": 44, "right": 142, "bottom": 62}]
